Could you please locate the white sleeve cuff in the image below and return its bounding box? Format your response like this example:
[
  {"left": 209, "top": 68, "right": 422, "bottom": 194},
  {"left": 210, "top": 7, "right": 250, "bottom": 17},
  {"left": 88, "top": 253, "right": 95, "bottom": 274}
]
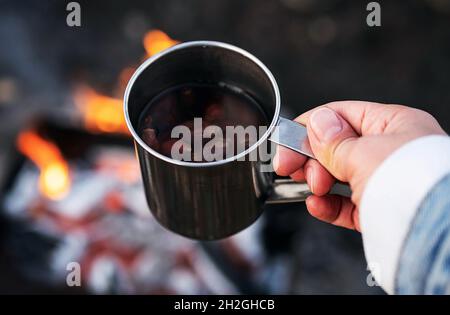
[{"left": 360, "top": 135, "right": 450, "bottom": 294}]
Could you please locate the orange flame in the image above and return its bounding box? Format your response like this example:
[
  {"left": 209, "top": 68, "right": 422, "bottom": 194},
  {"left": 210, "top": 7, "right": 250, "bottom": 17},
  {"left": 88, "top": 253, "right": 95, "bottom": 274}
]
[
  {"left": 74, "top": 29, "right": 178, "bottom": 135},
  {"left": 143, "top": 30, "right": 179, "bottom": 57},
  {"left": 17, "top": 130, "right": 71, "bottom": 200},
  {"left": 74, "top": 86, "right": 129, "bottom": 135}
]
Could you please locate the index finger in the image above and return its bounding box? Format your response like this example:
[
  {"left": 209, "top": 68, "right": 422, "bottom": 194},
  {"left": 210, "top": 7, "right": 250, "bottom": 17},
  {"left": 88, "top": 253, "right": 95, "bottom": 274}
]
[{"left": 273, "top": 144, "right": 308, "bottom": 176}]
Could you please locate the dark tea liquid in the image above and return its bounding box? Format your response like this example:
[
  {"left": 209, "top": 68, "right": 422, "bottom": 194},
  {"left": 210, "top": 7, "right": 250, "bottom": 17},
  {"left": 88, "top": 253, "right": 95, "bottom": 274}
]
[{"left": 139, "top": 83, "right": 268, "bottom": 162}]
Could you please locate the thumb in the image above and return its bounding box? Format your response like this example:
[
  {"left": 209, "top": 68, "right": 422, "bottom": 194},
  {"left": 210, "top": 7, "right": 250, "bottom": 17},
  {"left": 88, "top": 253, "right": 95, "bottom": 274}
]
[{"left": 307, "top": 107, "right": 359, "bottom": 182}]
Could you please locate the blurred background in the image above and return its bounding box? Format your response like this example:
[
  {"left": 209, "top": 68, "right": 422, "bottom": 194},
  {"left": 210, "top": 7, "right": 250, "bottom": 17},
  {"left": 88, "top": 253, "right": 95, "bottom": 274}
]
[{"left": 0, "top": 0, "right": 449, "bottom": 294}]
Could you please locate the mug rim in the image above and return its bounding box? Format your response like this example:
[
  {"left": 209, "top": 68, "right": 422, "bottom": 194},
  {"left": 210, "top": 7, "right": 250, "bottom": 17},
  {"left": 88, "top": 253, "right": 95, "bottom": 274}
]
[{"left": 123, "top": 40, "right": 281, "bottom": 167}]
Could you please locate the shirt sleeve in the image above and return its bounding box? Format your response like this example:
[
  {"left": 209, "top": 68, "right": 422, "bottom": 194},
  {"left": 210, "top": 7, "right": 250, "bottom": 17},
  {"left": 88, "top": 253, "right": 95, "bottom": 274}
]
[{"left": 360, "top": 135, "right": 450, "bottom": 294}]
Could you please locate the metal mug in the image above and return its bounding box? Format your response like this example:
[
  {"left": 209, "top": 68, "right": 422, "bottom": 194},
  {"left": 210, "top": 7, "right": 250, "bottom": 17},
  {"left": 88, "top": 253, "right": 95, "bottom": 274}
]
[{"left": 124, "top": 41, "right": 350, "bottom": 240}]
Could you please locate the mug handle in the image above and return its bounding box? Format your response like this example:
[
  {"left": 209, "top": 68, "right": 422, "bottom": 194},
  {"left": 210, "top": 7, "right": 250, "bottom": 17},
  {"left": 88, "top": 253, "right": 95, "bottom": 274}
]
[{"left": 266, "top": 116, "right": 352, "bottom": 204}]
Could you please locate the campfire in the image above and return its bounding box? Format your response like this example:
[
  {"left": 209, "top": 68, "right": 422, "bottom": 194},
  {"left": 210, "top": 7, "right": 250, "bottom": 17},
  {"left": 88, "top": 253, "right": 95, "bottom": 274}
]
[
  {"left": 16, "top": 29, "right": 180, "bottom": 200},
  {"left": 2, "top": 30, "right": 277, "bottom": 294}
]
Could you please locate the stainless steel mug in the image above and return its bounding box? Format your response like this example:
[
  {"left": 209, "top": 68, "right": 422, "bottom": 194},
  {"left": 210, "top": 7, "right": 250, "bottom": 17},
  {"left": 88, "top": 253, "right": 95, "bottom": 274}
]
[{"left": 124, "top": 41, "right": 350, "bottom": 240}]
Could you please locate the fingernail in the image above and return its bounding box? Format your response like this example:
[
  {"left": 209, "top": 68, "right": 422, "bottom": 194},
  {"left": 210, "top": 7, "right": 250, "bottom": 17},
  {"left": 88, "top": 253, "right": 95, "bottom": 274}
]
[
  {"left": 305, "top": 166, "right": 314, "bottom": 194},
  {"left": 309, "top": 108, "right": 343, "bottom": 143}
]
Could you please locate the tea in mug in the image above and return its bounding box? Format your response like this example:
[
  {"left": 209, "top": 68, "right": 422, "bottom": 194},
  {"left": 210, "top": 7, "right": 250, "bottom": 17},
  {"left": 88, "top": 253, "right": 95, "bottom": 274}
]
[{"left": 139, "top": 83, "right": 268, "bottom": 162}]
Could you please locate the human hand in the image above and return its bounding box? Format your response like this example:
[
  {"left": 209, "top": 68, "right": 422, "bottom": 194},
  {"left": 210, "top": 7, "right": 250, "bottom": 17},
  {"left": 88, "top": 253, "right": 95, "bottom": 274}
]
[{"left": 273, "top": 101, "right": 446, "bottom": 231}]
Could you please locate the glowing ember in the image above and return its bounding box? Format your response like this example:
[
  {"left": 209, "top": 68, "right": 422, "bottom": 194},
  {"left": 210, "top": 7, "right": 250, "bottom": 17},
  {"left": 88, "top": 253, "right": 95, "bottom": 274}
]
[
  {"left": 17, "top": 130, "right": 71, "bottom": 200},
  {"left": 143, "top": 30, "right": 179, "bottom": 57},
  {"left": 74, "top": 86, "right": 129, "bottom": 135},
  {"left": 94, "top": 151, "right": 140, "bottom": 183}
]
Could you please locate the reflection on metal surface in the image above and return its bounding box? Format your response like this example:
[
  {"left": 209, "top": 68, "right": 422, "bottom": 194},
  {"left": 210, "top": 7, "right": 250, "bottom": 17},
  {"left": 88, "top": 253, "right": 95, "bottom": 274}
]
[
  {"left": 267, "top": 179, "right": 312, "bottom": 204},
  {"left": 270, "top": 117, "right": 315, "bottom": 159},
  {"left": 267, "top": 179, "right": 352, "bottom": 204}
]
